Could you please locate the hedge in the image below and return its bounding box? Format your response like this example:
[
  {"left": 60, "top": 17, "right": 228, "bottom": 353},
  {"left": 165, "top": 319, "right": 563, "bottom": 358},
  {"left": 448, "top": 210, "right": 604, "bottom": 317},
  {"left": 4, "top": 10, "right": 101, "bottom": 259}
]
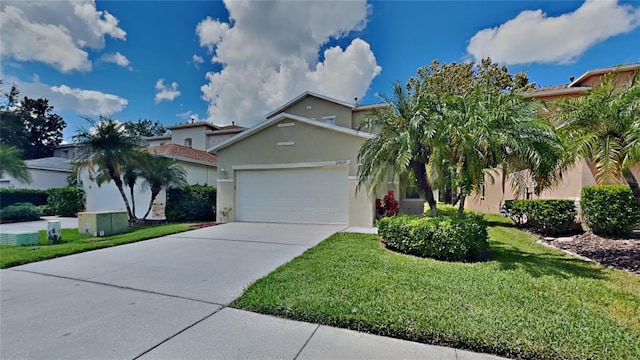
[
  {"left": 165, "top": 185, "right": 217, "bottom": 222},
  {"left": 0, "top": 189, "right": 48, "bottom": 209},
  {"left": 504, "top": 199, "right": 577, "bottom": 236},
  {"left": 47, "top": 188, "right": 85, "bottom": 217},
  {"left": 581, "top": 185, "right": 640, "bottom": 236},
  {"left": 0, "top": 202, "right": 42, "bottom": 221},
  {"left": 378, "top": 214, "right": 488, "bottom": 262}
]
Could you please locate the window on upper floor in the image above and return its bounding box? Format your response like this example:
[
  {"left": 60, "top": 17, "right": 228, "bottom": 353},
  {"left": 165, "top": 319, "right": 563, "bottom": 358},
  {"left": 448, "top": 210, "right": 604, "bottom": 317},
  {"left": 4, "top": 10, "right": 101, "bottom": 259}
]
[
  {"left": 322, "top": 115, "right": 336, "bottom": 125},
  {"left": 184, "top": 138, "right": 192, "bottom": 148}
]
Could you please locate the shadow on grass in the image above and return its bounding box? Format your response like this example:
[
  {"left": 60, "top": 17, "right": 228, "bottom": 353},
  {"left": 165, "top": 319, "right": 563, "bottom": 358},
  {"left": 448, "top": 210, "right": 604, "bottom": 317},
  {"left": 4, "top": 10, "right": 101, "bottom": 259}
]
[{"left": 491, "top": 240, "right": 605, "bottom": 279}]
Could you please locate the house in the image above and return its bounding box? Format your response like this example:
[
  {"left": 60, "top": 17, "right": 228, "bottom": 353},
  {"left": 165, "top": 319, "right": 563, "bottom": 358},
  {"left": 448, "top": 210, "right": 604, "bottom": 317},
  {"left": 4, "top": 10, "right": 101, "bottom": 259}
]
[
  {"left": 465, "top": 63, "right": 640, "bottom": 214},
  {"left": 209, "top": 91, "right": 423, "bottom": 227},
  {"left": 0, "top": 157, "right": 72, "bottom": 190},
  {"left": 78, "top": 121, "right": 244, "bottom": 219}
]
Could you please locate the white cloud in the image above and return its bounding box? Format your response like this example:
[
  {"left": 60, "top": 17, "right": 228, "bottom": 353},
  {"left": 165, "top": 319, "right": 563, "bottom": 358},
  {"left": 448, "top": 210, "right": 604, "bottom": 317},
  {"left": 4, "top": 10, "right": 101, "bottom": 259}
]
[
  {"left": 0, "top": 0, "right": 126, "bottom": 72},
  {"left": 100, "top": 52, "right": 132, "bottom": 70},
  {"left": 154, "top": 79, "right": 182, "bottom": 103},
  {"left": 2, "top": 74, "right": 128, "bottom": 116},
  {"left": 467, "top": 0, "right": 640, "bottom": 65},
  {"left": 196, "top": 0, "right": 381, "bottom": 126},
  {"left": 192, "top": 54, "right": 204, "bottom": 69},
  {"left": 176, "top": 110, "right": 201, "bottom": 122}
]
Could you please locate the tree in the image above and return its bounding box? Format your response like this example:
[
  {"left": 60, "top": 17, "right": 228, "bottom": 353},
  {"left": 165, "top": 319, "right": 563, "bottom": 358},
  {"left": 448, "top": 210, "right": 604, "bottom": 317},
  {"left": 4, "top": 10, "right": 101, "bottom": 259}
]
[
  {"left": 429, "top": 85, "right": 563, "bottom": 216},
  {"left": 0, "top": 85, "right": 66, "bottom": 159},
  {"left": 0, "top": 145, "right": 31, "bottom": 183},
  {"left": 121, "top": 152, "right": 144, "bottom": 217},
  {"left": 73, "top": 117, "right": 142, "bottom": 219},
  {"left": 357, "top": 82, "right": 440, "bottom": 215},
  {"left": 137, "top": 153, "right": 187, "bottom": 220},
  {"left": 553, "top": 70, "right": 640, "bottom": 200},
  {"left": 123, "top": 119, "right": 167, "bottom": 137}
]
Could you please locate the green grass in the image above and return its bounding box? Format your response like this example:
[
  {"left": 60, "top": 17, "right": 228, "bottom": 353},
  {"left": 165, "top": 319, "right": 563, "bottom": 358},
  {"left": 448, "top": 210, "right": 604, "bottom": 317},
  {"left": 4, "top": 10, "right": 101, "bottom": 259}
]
[
  {"left": 0, "top": 224, "right": 192, "bottom": 268},
  {"left": 232, "top": 218, "right": 640, "bottom": 360}
]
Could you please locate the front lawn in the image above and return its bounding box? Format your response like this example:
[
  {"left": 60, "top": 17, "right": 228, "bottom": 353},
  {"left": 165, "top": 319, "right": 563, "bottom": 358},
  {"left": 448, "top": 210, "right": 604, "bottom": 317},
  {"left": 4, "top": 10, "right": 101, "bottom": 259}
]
[
  {"left": 232, "top": 218, "right": 640, "bottom": 360},
  {"left": 0, "top": 224, "right": 192, "bottom": 268}
]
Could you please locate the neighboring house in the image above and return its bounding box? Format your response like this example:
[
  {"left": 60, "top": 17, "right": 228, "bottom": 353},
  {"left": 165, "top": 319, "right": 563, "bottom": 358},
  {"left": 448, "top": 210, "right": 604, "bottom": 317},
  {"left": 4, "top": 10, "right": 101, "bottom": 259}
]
[
  {"left": 80, "top": 143, "right": 218, "bottom": 219},
  {"left": 210, "top": 91, "right": 422, "bottom": 227},
  {"left": 145, "top": 121, "right": 245, "bottom": 151},
  {"left": 466, "top": 63, "right": 640, "bottom": 214},
  {"left": 0, "top": 157, "right": 71, "bottom": 190}
]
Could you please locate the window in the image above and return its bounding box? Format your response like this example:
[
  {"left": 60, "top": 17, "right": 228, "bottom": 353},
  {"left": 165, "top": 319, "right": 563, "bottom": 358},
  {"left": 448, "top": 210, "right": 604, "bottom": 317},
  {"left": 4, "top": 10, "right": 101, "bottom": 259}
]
[
  {"left": 403, "top": 183, "right": 421, "bottom": 199},
  {"left": 322, "top": 115, "right": 336, "bottom": 125},
  {"left": 184, "top": 138, "right": 192, "bottom": 148}
]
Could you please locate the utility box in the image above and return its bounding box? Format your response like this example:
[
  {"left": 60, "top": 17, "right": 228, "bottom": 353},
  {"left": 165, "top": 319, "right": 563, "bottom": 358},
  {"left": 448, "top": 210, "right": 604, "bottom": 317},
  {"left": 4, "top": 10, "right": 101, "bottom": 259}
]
[
  {"left": 0, "top": 231, "right": 39, "bottom": 246},
  {"left": 78, "top": 210, "right": 129, "bottom": 237},
  {"left": 47, "top": 220, "right": 62, "bottom": 243}
]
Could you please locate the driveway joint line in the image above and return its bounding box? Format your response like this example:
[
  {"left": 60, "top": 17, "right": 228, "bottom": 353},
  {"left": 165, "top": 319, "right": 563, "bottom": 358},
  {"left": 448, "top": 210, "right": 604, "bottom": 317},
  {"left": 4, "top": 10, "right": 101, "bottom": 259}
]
[
  {"left": 293, "top": 324, "right": 320, "bottom": 360},
  {"left": 167, "top": 236, "right": 313, "bottom": 247},
  {"left": 132, "top": 307, "right": 225, "bottom": 360},
  {"left": 10, "top": 269, "right": 224, "bottom": 306}
]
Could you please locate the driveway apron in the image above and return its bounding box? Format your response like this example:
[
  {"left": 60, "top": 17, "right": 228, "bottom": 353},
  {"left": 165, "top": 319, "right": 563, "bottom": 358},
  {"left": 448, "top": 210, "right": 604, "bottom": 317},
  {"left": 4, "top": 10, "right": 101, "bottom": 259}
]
[{"left": 0, "top": 223, "right": 344, "bottom": 359}]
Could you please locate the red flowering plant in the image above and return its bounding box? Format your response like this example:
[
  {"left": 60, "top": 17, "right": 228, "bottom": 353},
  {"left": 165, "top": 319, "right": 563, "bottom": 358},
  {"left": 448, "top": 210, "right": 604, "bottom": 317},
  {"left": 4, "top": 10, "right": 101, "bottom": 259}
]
[{"left": 375, "top": 191, "right": 399, "bottom": 219}]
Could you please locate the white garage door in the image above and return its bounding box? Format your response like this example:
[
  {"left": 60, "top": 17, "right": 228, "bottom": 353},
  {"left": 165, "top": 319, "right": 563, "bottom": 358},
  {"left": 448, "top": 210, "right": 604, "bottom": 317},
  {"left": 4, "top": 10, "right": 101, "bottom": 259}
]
[{"left": 236, "top": 167, "right": 348, "bottom": 224}]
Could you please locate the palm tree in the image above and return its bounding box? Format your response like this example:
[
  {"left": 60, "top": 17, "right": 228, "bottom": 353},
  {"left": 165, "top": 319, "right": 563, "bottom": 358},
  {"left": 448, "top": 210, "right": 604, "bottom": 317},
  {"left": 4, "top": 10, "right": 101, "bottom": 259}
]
[
  {"left": 357, "top": 82, "right": 440, "bottom": 216},
  {"left": 121, "top": 152, "right": 144, "bottom": 217},
  {"left": 73, "top": 117, "right": 142, "bottom": 219},
  {"left": 430, "top": 85, "right": 564, "bottom": 216},
  {"left": 137, "top": 153, "right": 187, "bottom": 220},
  {"left": 553, "top": 71, "right": 640, "bottom": 200},
  {"left": 0, "top": 145, "right": 31, "bottom": 183}
]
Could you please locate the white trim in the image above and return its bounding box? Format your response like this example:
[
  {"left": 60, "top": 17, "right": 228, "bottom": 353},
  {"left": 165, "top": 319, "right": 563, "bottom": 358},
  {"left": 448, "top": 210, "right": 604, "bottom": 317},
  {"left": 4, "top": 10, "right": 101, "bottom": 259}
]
[
  {"left": 233, "top": 160, "right": 350, "bottom": 171},
  {"left": 208, "top": 113, "right": 375, "bottom": 153},
  {"left": 568, "top": 63, "right": 640, "bottom": 88},
  {"left": 159, "top": 155, "right": 217, "bottom": 167},
  {"left": 277, "top": 122, "right": 295, "bottom": 128},
  {"left": 348, "top": 176, "right": 358, "bottom": 180},
  {"left": 27, "top": 166, "right": 72, "bottom": 173},
  {"left": 277, "top": 141, "right": 295, "bottom": 146},
  {"left": 217, "top": 179, "right": 234, "bottom": 183}
]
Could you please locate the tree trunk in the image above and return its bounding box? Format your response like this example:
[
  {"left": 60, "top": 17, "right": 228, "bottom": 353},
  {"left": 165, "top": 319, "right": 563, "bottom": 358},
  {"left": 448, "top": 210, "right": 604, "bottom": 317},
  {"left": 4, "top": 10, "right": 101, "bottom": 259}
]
[
  {"left": 457, "top": 194, "right": 466, "bottom": 217},
  {"left": 107, "top": 163, "right": 135, "bottom": 220},
  {"left": 143, "top": 188, "right": 160, "bottom": 220},
  {"left": 622, "top": 168, "right": 640, "bottom": 201},
  {"left": 128, "top": 185, "right": 136, "bottom": 218},
  {"left": 410, "top": 160, "right": 437, "bottom": 216}
]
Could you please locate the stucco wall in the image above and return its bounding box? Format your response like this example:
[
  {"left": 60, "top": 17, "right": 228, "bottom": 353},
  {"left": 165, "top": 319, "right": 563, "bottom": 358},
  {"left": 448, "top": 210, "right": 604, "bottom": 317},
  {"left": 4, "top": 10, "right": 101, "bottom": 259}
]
[
  {"left": 215, "top": 117, "right": 376, "bottom": 226},
  {"left": 282, "top": 97, "right": 353, "bottom": 129},
  {"left": 0, "top": 169, "right": 70, "bottom": 190},
  {"left": 206, "top": 133, "right": 235, "bottom": 150},
  {"left": 170, "top": 126, "right": 208, "bottom": 150},
  {"left": 181, "top": 162, "right": 217, "bottom": 186}
]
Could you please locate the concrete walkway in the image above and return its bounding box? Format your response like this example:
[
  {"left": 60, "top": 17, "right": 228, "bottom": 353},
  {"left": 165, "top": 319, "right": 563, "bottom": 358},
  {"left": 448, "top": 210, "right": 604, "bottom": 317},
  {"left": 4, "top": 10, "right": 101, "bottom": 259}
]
[
  {"left": 0, "top": 216, "right": 78, "bottom": 232},
  {"left": 1, "top": 222, "right": 507, "bottom": 359}
]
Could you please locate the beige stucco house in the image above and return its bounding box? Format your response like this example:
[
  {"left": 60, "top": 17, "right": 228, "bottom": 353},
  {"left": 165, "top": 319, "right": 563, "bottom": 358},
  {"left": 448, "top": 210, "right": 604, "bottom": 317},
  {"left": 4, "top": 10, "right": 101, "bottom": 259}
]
[
  {"left": 0, "top": 157, "right": 72, "bottom": 190},
  {"left": 466, "top": 63, "right": 640, "bottom": 214},
  {"left": 210, "top": 92, "right": 424, "bottom": 227}
]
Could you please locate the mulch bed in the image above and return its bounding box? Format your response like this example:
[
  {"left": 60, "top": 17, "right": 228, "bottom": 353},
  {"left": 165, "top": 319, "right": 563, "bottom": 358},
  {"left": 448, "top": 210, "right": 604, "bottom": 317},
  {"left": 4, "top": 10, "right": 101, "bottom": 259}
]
[
  {"left": 188, "top": 222, "right": 220, "bottom": 229},
  {"left": 542, "top": 232, "right": 640, "bottom": 274}
]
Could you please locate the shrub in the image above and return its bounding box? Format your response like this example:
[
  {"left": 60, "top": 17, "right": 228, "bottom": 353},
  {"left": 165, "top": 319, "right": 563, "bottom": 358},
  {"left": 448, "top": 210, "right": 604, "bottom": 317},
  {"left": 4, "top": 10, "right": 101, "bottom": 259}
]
[
  {"left": 165, "top": 185, "right": 217, "bottom": 222},
  {"left": 503, "top": 199, "right": 576, "bottom": 235},
  {"left": 0, "top": 189, "right": 48, "bottom": 209},
  {"left": 0, "top": 202, "right": 42, "bottom": 221},
  {"left": 37, "top": 204, "right": 54, "bottom": 216},
  {"left": 425, "top": 203, "right": 477, "bottom": 218},
  {"left": 378, "top": 214, "right": 488, "bottom": 262},
  {"left": 376, "top": 190, "right": 399, "bottom": 218},
  {"left": 47, "top": 188, "right": 85, "bottom": 217},
  {"left": 581, "top": 185, "right": 640, "bottom": 236}
]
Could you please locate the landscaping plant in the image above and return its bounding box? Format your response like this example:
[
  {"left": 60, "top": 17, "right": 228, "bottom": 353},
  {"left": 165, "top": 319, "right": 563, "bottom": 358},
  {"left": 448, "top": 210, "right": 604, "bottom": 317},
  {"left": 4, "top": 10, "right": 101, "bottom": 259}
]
[{"left": 581, "top": 185, "right": 640, "bottom": 236}]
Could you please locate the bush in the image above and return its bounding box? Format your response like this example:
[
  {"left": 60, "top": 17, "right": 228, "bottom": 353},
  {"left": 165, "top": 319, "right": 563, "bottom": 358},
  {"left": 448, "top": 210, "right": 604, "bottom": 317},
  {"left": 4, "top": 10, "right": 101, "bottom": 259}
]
[
  {"left": 425, "top": 203, "right": 477, "bottom": 218},
  {"left": 581, "top": 185, "right": 640, "bottom": 236},
  {"left": 0, "top": 189, "right": 48, "bottom": 209},
  {"left": 375, "top": 190, "right": 399, "bottom": 218},
  {"left": 165, "top": 185, "right": 217, "bottom": 222},
  {"left": 47, "top": 188, "right": 85, "bottom": 217},
  {"left": 37, "top": 204, "right": 54, "bottom": 216},
  {"left": 504, "top": 199, "right": 576, "bottom": 236},
  {"left": 378, "top": 214, "right": 488, "bottom": 262},
  {"left": 0, "top": 202, "right": 42, "bottom": 221}
]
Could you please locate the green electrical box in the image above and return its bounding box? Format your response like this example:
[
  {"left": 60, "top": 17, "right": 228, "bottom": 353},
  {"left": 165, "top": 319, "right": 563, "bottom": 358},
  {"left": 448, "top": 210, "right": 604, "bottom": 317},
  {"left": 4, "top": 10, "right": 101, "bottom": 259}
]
[{"left": 78, "top": 210, "right": 129, "bottom": 237}]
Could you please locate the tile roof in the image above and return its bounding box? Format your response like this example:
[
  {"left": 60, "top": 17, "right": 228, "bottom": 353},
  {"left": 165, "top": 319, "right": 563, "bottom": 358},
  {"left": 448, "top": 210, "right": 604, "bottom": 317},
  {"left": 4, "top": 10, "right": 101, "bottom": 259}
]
[
  {"left": 220, "top": 124, "right": 245, "bottom": 130},
  {"left": 148, "top": 144, "right": 217, "bottom": 165}
]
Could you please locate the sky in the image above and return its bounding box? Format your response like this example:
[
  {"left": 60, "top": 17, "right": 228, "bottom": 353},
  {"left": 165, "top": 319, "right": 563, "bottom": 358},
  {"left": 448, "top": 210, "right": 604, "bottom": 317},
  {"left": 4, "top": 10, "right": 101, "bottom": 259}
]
[{"left": 1, "top": 0, "right": 639, "bottom": 141}]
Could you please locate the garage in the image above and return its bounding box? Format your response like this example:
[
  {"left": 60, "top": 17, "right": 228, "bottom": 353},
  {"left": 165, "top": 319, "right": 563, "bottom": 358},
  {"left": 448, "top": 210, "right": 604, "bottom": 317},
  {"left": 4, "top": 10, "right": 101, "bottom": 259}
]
[{"left": 236, "top": 166, "right": 348, "bottom": 224}]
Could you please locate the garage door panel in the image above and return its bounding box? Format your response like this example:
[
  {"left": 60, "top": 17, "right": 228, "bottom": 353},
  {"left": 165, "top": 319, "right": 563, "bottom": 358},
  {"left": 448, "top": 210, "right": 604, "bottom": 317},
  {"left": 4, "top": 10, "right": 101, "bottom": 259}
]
[{"left": 236, "top": 167, "right": 348, "bottom": 225}]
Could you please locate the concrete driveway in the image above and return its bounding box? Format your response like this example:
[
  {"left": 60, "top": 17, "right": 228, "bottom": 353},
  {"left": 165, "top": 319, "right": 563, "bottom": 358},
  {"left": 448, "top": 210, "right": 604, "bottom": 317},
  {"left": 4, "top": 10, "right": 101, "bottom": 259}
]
[
  {"left": 1, "top": 222, "right": 506, "bottom": 360},
  {"left": 0, "top": 216, "right": 79, "bottom": 232},
  {"left": 0, "top": 222, "right": 343, "bottom": 359}
]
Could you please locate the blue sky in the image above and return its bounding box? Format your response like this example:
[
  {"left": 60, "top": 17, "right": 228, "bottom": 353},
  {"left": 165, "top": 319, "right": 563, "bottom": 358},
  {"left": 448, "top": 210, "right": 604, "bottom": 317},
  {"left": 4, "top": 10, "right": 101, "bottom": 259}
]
[{"left": 1, "top": 0, "right": 639, "bottom": 141}]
